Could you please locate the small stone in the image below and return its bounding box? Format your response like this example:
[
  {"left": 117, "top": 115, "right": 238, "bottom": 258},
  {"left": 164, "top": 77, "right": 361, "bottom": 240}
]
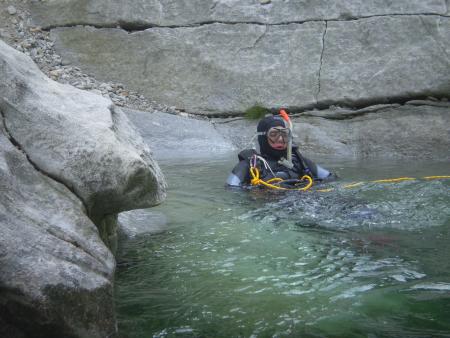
[
  {"left": 260, "top": 0, "right": 271, "bottom": 4},
  {"left": 30, "top": 26, "right": 42, "bottom": 33},
  {"left": 90, "top": 89, "right": 103, "bottom": 96},
  {"left": 0, "top": 29, "right": 10, "bottom": 39},
  {"left": 49, "top": 69, "right": 61, "bottom": 77},
  {"left": 7, "top": 6, "right": 17, "bottom": 15}
]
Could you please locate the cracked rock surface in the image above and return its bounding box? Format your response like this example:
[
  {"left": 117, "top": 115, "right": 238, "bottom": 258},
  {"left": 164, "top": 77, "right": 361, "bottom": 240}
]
[
  {"left": 0, "top": 40, "right": 166, "bottom": 217},
  {"left": 51, "top": 22, "right": 325, "bottom": 114},
  {"left": 212, "top": 101, "right": 450, "bottom": 159},
  {"left": 0, "top": 38, "right": 166, "bottom": 337},
  {"left": 29, "top": 0, "right": 448, "bottom": 28},
  {"left": 0, "top": 120, "right": 116, "bottom": 338},
  {"left": 28, "top": 0, "right": 450, "bottom": 114}
]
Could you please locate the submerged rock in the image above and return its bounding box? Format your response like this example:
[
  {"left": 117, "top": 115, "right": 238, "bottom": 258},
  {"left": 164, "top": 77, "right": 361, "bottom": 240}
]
[
  {"left": 0, "top": 40, "right": 166, "bottom": 336},
  {"left": 118, "top": 209, "right": 168, "bottom": 237}
]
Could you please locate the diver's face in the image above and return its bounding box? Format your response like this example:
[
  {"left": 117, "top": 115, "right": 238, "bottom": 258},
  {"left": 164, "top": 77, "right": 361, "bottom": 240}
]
[{"left": 267, "top": 127, "right": 289, "bottom": 150}]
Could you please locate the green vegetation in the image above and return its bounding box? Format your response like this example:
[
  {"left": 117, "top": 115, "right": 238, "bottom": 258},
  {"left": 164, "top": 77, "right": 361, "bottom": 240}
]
[{"left": 244, "top": 105, "right": 270, "bottom": 120}]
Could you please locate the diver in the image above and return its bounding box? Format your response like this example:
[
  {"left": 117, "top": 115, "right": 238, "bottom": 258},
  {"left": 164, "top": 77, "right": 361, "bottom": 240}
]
[{"left": 226, "top": 110, "right": 334, "bottom": 189}]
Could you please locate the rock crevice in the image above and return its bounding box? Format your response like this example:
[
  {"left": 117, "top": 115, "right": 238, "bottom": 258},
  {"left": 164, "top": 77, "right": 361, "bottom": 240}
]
[
  {"left": 315, "top": 21, "right": 327, "bottom": 103},
  {"left": 419, "top": 16, "right": 450, "bottom": 61},
  {"left": 0, "top": 39, "right": 166, "bottom": 338},
  {"left": 0, "top": 100, "right": 90, "bottom": 215},
  {"left": 36, "top": 13, "right": 450, "bottom": 33},
  {"left": 48, "top": 14, "right": 450, "bottom": 114}
]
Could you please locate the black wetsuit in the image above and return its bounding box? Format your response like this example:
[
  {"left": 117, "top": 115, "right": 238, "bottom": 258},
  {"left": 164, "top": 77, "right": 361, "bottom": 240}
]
[{"left": 226, "top": 146, "right": 333, "bottom": 187}]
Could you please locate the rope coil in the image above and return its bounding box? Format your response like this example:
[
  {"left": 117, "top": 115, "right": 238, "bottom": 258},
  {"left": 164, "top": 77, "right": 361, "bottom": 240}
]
[{"left": 250, "top": 166, "right": 313, "bottom": 191}]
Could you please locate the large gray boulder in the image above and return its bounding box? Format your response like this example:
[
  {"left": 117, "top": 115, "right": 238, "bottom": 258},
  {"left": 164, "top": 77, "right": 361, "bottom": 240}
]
[
  {"left": 29, "top": 0, "right": 447, "bottom": 28},
  {"left": 48, "top": 14, "right": 450, "bottom": 114},
  {"left": 0, "top": 125, "right": 116, "bottom": 338},
  {"left": 0, "top": 39, "right": 166, "bottom": 337},
  {"left": 0, "top": 39, "right": 166, "bottom": 218}
]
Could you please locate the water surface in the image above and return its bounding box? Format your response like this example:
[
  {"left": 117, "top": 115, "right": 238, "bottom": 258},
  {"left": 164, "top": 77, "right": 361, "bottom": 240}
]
[{"left": 116, "top": 157, "right": 450, "bottom": 338}]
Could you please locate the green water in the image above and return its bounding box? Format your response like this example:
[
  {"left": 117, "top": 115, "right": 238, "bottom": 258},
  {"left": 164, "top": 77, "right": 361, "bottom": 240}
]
[{"left": 115, "top": 157, "right": 450, "bottom": 338}]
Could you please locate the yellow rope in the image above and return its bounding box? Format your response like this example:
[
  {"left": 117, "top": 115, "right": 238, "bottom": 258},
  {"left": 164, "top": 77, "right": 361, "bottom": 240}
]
[
  {"left": 250, "top": 166, "right": 313, "bottom": 191},
  {"left": 343, "top": 182, "right": 364, "bottom": 189},
  {"left": 319, "top": 175, "right": 450, "bottom": 193},
  {"left": 315, "top": 188, "right": 334, "bottom": 192},
  {"left": 249, "top": 165, "right": 449, "bottom": 193},
  {"left": 423, "top": 175, "right": 450, "bottom": 180},
  {"left": 370, "top": 177, "right": 416, "bottom": 183}
]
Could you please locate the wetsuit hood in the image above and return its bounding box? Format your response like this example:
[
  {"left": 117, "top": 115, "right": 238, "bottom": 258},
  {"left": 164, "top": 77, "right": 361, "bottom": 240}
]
[{"left": 257, "top": 115, "right": 288, "bottom": 160}]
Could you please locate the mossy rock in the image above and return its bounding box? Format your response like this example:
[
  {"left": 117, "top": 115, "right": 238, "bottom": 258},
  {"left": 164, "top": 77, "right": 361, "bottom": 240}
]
[{"left": 244, "top": 105, "right": 270, "bottom": 120}]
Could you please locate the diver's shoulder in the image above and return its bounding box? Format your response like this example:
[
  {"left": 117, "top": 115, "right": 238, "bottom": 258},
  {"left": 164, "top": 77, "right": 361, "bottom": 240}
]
[{"left": 238, "top": 148, "right": 258, "bottom": 161}]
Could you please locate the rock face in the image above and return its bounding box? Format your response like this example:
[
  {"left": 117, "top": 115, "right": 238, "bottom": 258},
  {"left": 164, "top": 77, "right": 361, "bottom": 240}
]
[
  {"left": 319, "top": 16, "right": 450, "bottom": 107},
  {"left": 213, "top": 102, "right": 450, "bottom": 159},
  {"left": 29, "top": 0, "right": 447, "bottom": 28},
  {"left": 124, "top": 101, "right": 450, "bottom": 160},
  {"left": 0, "top": 40, "right": 166, "bottom": 218},
  {"left": 28, "top": 0, "right": 450, "bottom": 114},
  {"left": 0, "top": 125, "right": 116, "bottom": 338},
  {"left": 295, "top": 103, "right": 450, "bottom": 159},
  {"left": 0, "top": 40, "right": 166, "bottom": 337},
  {"left": 123, "top": 108, "right": 236, "bottom": 160},
  {"left": 51, "top": 23, "right": 324, "bottom": 114}
]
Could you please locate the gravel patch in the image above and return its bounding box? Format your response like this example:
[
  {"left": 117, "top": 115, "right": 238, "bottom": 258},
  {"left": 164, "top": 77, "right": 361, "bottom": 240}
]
[{"left": 0, "top": 1, "right": 191, "bottom": 116}]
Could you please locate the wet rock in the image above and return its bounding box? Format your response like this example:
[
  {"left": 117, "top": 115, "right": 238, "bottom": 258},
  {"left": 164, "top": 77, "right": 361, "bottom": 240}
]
[
  {"left": 0, "top": 123, "right": 116, "bottom": 338},
  {"left": 118, "top": 210, "right": 168, "bottom": 237},
  {"left": 0, "top": 39, "right": 167, "bottom": 336}
]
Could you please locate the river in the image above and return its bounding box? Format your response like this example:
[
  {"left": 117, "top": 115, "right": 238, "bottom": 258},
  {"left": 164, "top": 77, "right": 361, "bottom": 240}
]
[{"left": 115, "top": 156, "right": 450, "bottom": 338}]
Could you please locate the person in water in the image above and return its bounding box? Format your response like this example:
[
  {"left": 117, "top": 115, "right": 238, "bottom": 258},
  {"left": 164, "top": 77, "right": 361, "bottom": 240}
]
[{"left": 226, "top": 112, "right": 334, "bottom": 187}]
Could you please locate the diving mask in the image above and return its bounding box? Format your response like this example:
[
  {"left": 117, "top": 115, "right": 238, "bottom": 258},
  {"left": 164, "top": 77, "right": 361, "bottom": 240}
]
[{"left": 264, "top": 127, "right": 291, "bottom": 142}]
